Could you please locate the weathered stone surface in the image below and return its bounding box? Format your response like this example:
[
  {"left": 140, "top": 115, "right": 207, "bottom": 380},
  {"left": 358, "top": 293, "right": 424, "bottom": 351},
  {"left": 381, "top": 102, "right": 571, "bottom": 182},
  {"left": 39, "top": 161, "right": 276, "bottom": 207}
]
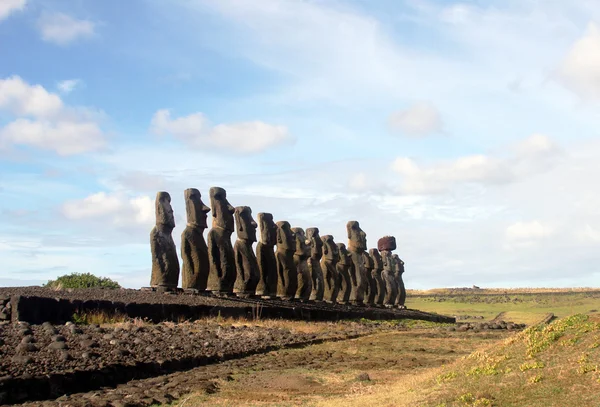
[
  {"left": 292, "top": 228, "right": 312, "bottom": 301},
  {"left": 233, "top": 206, "right": 260, "bottom": 297},
  {"left": 380, "top": 247, "right": 398, "bottom": 307},
  {"left": 393, "top": 254, "right": 406, "bottom": 308},
  {"left": 207, "top": 187, "right": 236, "bottom": 293},
  {"left": 336, "top": 243, "right": 352, "bottom": 304},
  {"left": 181, "top": 188, "right": 210, "bottom": 290},
  {"left": 347, "top": 221, "right": 368, "bottom": 305},
  {"left": 255, "top": 213, "right": 277, "bottom": 298},
  {"left": 275, "top": 221, "right": 297, "bottom": 300},
  {"left": 306, "top": 228, "right": 325, "bottom": 302},
  {"left": 320, "top": 235, "right": 339, "bottom": 303},
  {"left": 150, "top": 192, "right": 180, "bottom": 289},
  {"left": 369, "top": 249, "right": 386, "bottom": 306},
  {"left": 377, "top": 236, "right": 396, "bottom": 252},
  {"left": 363, "top": 251, "right": 377, "bottom": 306}
]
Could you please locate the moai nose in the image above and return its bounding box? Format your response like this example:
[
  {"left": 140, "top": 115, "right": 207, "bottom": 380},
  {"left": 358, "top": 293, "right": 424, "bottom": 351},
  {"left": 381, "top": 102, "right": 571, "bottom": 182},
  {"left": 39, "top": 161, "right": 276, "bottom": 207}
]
[{"left": 251, "top": 221, "right": 258, "bottom": 228}]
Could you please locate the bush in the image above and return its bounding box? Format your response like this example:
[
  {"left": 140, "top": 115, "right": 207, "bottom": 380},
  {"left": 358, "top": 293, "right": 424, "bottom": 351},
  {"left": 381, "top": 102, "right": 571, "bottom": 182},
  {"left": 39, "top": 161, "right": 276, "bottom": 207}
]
[{"left": 44, "top": 272, "right": 121, "bottom": 289}]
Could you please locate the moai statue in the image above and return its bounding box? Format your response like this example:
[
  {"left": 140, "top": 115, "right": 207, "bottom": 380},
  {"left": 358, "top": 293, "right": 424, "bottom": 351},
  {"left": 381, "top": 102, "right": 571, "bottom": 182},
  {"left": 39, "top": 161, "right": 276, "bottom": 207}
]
[
  {"left": 336, "top": 243, "right": 352, "bottom": 304},
  {"left": 150, "top": 192, "right": 180, "bottom": 288},
  {"left": 233, "top": 206, "right": 260, "bottom": 297},
  {"left": 346, "top": 221, "right": 368, "bottom": 305},
  {"left": 180, "top": 188, "right": 210, "bottom": 290},
  {"left": 369, "top": 248, "right": 387, "bottom": 306},
  {"left": 306, "top": 227, "right": 325, "bottom": 301},
  {"left": 255, "top": 213, "right": 277, "bottom": 298},
  {"left": 275, "top": 221, "right": 297, "bottom": 300},
  {"left": 206, "top": 187, "right": 236, "bottom": 294},
  {"left": 320, "top": 235, "right": 339, "bottom": 303},
  {"left": 364, "top": 251, "right": 377, "bottom": 306},
  {"left": 378, "top": 236, "right": 398, "bottom": 308},
  {"left": 292, "top": 227, "right": 312, "bottom": 301},
  {"left": 393, "top": 254, "right": 407, "bottom": 309}
]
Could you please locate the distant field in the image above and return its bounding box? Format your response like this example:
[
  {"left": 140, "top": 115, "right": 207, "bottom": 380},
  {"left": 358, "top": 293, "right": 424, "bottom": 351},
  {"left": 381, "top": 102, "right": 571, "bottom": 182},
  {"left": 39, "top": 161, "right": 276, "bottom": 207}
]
[{"left": 406, "top": 289, "right": 600, "bottom": 325}]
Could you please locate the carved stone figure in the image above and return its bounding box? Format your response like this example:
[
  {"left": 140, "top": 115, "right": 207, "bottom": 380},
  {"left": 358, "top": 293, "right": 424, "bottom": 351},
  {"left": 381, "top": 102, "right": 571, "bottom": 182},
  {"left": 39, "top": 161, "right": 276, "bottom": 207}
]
[
  {"left": 233, "top": 206, "right": 260, "bottom": 297},
  {"left": 306, "top": 227, "right": 325, "bottom": 301},
  {"left": 347, "top": 221, "right": 368, "bottom": 305},
  {"left": 275, "top": 221, "right": 297, "bottom": 299},
  {"left": 369, "top": 248, "right": 386, "bottom": 306},
  {"left": 150, "top": 192, "right": 180, "bottom": 288},
  {"left": 378, "top": 236, "right": 398, "bottom": 307},
  {"left": 206, "top": 187, "right": 236, "bottom": 293},
  {"left": 255, "top": 213, "right": 277, "bottom": 298},
  {"left": 180, "top": 188, "right": 210, "bottom": 290},
  {"left": 292, "top": 227, "right": 312, "bottom": 301},
  {"left": 336, "top": 243, "right": 352, "bottom": 304},
  {"left": 393, "top": 254, "right": 407, "bottom": 309},
  {"left": 364, "top": 251, "right": 377, "bottom": 306},
  {"left": 320, "top": 235, "right": 339, "bottom": 303}
]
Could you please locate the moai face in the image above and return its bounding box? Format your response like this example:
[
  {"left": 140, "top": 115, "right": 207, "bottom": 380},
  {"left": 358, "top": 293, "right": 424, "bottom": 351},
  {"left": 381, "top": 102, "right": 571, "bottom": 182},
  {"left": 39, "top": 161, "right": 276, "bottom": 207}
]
[
  {"left": 347, "top": 221, "right": 367, "bottom": 251},
  {"left": 292, "top": 227, "right": 310, "bottom": 257},
  {"left": 209, "top": 187, "right": 235, "bottom": 232},
  {"left": 156, "top": 191, "right": 175, "bottom": 230},
  {"left": 184, "top": 188, "right": 210, "bottom": 228},
  {"left": 321, "top": 235, "right": 339, "bottom": 262},
  {"left": 235, "top": 206, "right": 258, "bottom": 243},
  {"left": 276, "top": 221, "right": 295, "bottom": 251},
  {"left": 337, "top": 243, "right": 350, "bottom": 265},
  {"left": 377, "top": 236, "right": 397, "bottom": 252},
  {"left": 306, "top": 227, "right": 323, "bottom": 259},
  {"left": 258, "top": 212, "right": 277, "bottom": 246},
  {"left": 392, "top": 254, "right": 405, "bottom": 270},
  {"left": 369, "top": 248, "right": 383, "bottom": 270}
]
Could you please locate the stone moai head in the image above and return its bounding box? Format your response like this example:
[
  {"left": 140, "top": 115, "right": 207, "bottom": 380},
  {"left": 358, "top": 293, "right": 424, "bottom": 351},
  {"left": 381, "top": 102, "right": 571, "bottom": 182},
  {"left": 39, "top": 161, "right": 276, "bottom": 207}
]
[
  {"left": 235, "top": 206, "right": 258, "bottom": 243},
  {"left": 347, "top": 221, "right": 367, "bottom": 251},
  {"left": 292, "top": 227, "right": 310, "bottom": 257},
  {"left": 336, "top": 243, "right": 351, "bottom": 265},
  {"left": 156, "top": 191, "right": 175, "bottom": 230},
  {"left": 276, "top": 221, "right": 295, "bottom": 251},
  {"left": 392, "top": 254, "right": 404, "bottom": 269},
  {"left": 258, "top": 212, "right": 277, "bottom": 246},
  {"left": 184, "top": 188, "right": 210, "bottom": 228},
  {"left": 306, "top": 227, "right": 323, "bottom": 259},
  {"left": 209, "top": 187, "right": 235, "bottom": 232},
  {"left": 377, "top": 236, "right": 397, "bottom": 252},
  {"left": 369, "top": 248, "right": 383, "bottom": 270},
  {"left": 321, "top": 235, "right": 339, "bottom": 262}
]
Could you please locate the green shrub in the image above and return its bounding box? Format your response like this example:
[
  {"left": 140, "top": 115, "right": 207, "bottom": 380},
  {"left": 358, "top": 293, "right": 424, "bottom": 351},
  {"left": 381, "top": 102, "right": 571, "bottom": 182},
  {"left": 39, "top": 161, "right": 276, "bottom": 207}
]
[{"left": 44, "top": 272, "right": 121, "bottom": 289}]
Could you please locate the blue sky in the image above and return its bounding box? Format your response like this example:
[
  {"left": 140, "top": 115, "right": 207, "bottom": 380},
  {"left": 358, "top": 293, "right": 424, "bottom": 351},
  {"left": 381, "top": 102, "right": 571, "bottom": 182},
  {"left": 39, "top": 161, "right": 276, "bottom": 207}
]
[{"left": 1, "top": 0, "right": 600, "bottom": 289}]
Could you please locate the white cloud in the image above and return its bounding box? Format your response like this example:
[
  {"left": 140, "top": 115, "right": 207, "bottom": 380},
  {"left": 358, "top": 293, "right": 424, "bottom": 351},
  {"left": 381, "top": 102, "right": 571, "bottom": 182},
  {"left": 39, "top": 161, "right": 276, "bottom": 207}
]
[
  {"left": 388, "top": 102, "right": 443, "bottom": 136},
  {"left": 150, "top": 109, "right": 293, "bottom": 154},
  {"left": 0, "top": 76, "right": 106, "bottom": 155},
  {"left": 56, "top": 79, "right": 82, "bottom": 94},
  {"left": 391, "top": 134, "right": 562, "bottom": 195},
  {"left": 0, "top": 0, "right": 25, "bottom": 21},
  {"left": 557, "top": 23, "right": 600, "bottom": 101},
  {"left": 37, "top": 12, "right": 95, "bottom": 46},
  {"left": 505, "top": 221, "right": 555, "bottom": 249},
  {"left": 62, "top": 192, "right": 154, "bottom": 228}
]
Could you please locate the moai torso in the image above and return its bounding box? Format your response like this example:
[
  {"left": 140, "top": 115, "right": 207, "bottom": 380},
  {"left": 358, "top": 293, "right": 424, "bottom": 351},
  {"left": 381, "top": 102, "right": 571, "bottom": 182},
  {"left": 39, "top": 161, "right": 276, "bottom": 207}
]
[
  {"left": 347, "top": 221, "right": 368, "bottom": 305},
  {"left": 370, "top": 248, "right": 386, "bottom": 306},
  {"left": 181, "top": 188, "right": 210, "bottom": 290},
  {"left": 378, "top": 236, "right": 398, "bottom": 307},
  {"left": 150, "top": 192, "right": 180, "bottom": 288},
  {"left": 393, "top": 254, "right": 406, "bottom": 308},
  {"left": 320, "top": 235, "right": 339, "bottom": 303},
  {"left": 293, "top": 227, "right": 312, "bottom": 301},
  {"left": 364, "top": 251, "right": 377, "bottom": 306},
  {"left": 306, "top": 228, "right": 325, "bottom": 301},
  {"left": 233, "top": 206, "right": 260, "bottom": 297},
  {"left": 336, "top": 243, "right": 352, "bottom": 304},
  {"left": 207, "top": 187, "right": 236, "bottom": 293},
  {"left": 255, "top": 213, "right": 277, "bottom": 298},
  {"left": 275, "top": 221, "right": 297, "bottom": 299}
]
